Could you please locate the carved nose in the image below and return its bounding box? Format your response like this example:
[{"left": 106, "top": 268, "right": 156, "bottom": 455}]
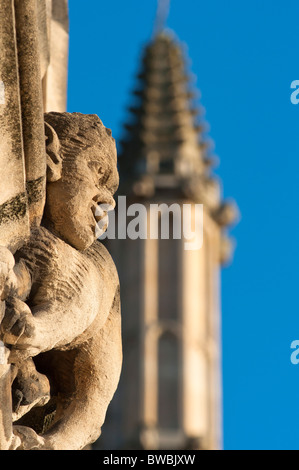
[{"left": 93, "top": 193, "right": 115, "bottom": 210}]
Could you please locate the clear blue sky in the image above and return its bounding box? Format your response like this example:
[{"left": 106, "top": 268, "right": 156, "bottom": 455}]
[{"left": 67, "top": 0, "right": 299, "bottom": 450}]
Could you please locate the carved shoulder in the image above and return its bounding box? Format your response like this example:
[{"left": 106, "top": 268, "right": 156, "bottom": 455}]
[
  {"left": 15, "top": 227, "right": 99, "bottom": 306},
  {"left": 84, "top": 241, "right": 119, "bottom": 290}
]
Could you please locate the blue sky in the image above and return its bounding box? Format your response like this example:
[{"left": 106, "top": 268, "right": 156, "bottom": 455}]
[{"left": 67, "top": 0, "right": 299, "bottom": 450}]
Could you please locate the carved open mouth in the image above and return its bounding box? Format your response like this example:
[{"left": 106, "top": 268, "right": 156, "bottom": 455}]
[
  {"left": 91, "top": 202, "right": 106, "bottom": 223},
  {"left": 91, "top": 203, "right": 109, "bottom": 237},
  {"left": 93, "top": 210, "right": 107, "bottom": 224}
]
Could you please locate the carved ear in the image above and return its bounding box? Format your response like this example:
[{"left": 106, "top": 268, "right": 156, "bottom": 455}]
[{"left": 45, "top": 122, "right": 62, "bottom": 182}]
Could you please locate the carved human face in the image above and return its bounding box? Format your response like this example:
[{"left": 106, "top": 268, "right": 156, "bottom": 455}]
[{"left": 45, "top": 139, "right": 119, "bottom": 251}]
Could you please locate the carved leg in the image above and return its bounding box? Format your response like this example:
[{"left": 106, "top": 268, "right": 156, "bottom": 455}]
[
  {"left": 40, "top": 306, "right": 122, "bottom": 450},
  {"left": 12, "top": 358, "right": 50, "bottom": 422}
]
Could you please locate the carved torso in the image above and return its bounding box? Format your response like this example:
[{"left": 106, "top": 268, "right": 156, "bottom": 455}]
[{"left": 16, "top": 226, "right": 119, "bottom": 351}]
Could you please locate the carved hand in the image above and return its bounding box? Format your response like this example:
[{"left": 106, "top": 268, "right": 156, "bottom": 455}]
[
  {"left": 1, "top": 298, "right": 41, "bottom": 362},
  {"left": 0, "top": 246, "right": 18, "bottom": 303}
]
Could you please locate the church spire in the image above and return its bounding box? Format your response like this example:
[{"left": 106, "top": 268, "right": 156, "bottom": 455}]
[
  {"left": 98, "top": 8, "right": 239, "bottom": 453},
  {"left": 118, "top": 25, "right": 238, "bottom": 247},
  {"left": 119, "top": 31, "right": 212, "bottom": 199}
]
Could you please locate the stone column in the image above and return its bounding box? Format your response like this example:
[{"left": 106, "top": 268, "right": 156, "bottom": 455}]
[
  {"left": 0, "top": 0, "right": 48, "bottom": 450},
  {"left": 14, "top": 0, "right": 47, "bottom": 228},
  {"left": 0, "top": 0, "right": 29, "bottom": 253},
  {"left": 43, "top": 0, "right": 69, "bottom": 112}
]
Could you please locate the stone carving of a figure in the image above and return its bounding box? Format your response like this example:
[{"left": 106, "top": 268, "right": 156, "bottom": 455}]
[{"left": 0, "top": 112, "right": 122, "bottom": 450}]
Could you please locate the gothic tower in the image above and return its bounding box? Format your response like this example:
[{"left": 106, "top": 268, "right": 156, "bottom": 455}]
[{"left": 98, "top": 29, "right": 237, "bottom": 451}]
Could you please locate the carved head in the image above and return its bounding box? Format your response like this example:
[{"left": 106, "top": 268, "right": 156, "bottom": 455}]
[{"left": 43, "top": 112, "right": 119, "bottom": 251}]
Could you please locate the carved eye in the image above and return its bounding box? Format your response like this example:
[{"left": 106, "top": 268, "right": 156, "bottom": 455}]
[{"left": 88, "top": 161, "right": 105, "bottom": 188}]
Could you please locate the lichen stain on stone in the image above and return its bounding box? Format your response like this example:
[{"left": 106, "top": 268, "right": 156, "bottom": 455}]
[
  {"left": 0, "top": 81, "right": 5, "bottom": 104},
  {"left": 26, "top": 176, "right": 45, "bottom": 206},
  {"left": 0, "top": 193, "right": 27, "bottom": 224}
]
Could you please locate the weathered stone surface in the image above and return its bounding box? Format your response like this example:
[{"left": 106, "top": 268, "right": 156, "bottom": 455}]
[
  {"left": 1, "top": 1, "right": 115, "bottom": 451},
  {"left": 14, "top": 0, "right": 47, "bottom": 228},
  {"left": 37, "top": 0, "right": 51, "bottom": 79},
  {"left": 0, "top": 113, "right": 122, "bottom": 450},
  {"left": 0, "top": 344, "right": 13, "bottom": 450},
  {"left": 43, "top": 0, "right": 69, "bottom": 112},
  {"left": 0, "top": 0, "right": 30, "bottom": 253},
  {"left": 0, "top": 4, "right": 48, "bottom": 446},
  {"left": 0, "top": 0, "right": 68, "bottom": 249},
  {"left": 0, "top": 247, "right": 17, "bottom": 450}
]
